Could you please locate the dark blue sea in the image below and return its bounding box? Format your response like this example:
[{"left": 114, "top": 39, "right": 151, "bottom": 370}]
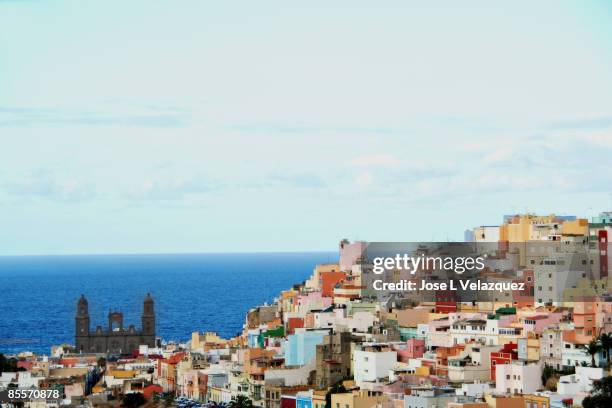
[{"left": 0, "top": 252, "right": 335, "bottom": 355}]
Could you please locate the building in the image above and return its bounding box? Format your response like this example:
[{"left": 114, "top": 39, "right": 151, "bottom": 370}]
[
  {"left": 540, "top": 327, "right": 563, "bottom": 370},
  {"left": 339, "top": 240, "right": 367, "bottom": 272},
  {"left": 315, "top": 332, "right": 355, "bottom": 389},
  {"left": 403, "top": 388, "right": 456, "bottom": 408},
  {"left": 332, "top": 390, "right": 387, "bottom": 408},
  {"left": 495, "top": 362, "right": 542, "bottom": 395},
  {"left": 284, "top": 329, "right": 328, "bottom": 366},
  {"left": 556, "top": 366, "right": 604, "bottom": 396},
  {"left": 353, "top": 344, "right": 397, "bottom": 385},
  {"left": 75, "top": 294, "right": 156, "bottom": 354}
]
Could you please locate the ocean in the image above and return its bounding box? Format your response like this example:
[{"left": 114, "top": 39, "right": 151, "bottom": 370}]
[{"left": 0, "top": 252, "right": 335, "bottom": 355}]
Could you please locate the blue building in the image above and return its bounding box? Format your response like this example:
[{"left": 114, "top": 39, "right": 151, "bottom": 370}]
[
  {"left": 283, "top": 329, "right": 328, "bottom": 366},
  {"left": 296, "top": 391, "right": 313, "bottom": 408}
]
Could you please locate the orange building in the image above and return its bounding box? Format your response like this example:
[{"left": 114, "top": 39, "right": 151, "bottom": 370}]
[
  {"left": 573, "top": 299, "right": 600, "bottom": 343},
  {"left": 321, "top": 271, "right": 347, "bottom": 297}
]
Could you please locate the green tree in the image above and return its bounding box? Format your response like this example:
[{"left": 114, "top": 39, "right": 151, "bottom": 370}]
[
  {"left": 541, "top": 363, "right": 555, "bottom": 387},
  {"left": 599, "top": 333, "right": 612, "bottom": 367},
  {"left": 228, "top": 395, "right": 254, "bottom": 408},
  {"left": 0, "top": 354, "right": 24, "bottom": 374},
  {"left": 121, "top": 392, "right": 146, "bottom": 408},
  {"left": 97, "top": 357, "right": 107, "bottom": 369},
  {"left": 325, "top": 381, "right": 348, "bottom": 408},
  {"left": 582, "top": 376, "right": 612, "bottom": 408},
  {"left": 584, "top": 339, "right": 602, "bottom": 367}
]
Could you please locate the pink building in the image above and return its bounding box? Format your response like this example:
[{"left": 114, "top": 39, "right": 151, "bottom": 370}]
[
  {"left": 522, "top": 314, "right": 562, "bottom": 333},
  {"left": 339, "top": 240, "right": 367, "bottom": 271},
  {"left": 394, "top": 339, "right": 426, "bottom": 362},
  {"left": 297, "top": 291, "right": 332, "bottom": 314}
]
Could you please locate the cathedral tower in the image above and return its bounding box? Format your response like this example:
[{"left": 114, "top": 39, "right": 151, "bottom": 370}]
[
  {"left": 141, "top": 293, "right": 155, "bottom": 337},
  {"left": 75, "top": 294, "right": 90, "bottom": 351}
]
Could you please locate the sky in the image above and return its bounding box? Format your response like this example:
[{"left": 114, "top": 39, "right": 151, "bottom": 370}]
[{"left": 1, "top": 1, "right": 612, "bottom": 255}]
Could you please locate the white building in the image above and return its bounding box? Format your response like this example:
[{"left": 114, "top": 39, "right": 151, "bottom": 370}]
[
  {"left": 557, "top": 366, "right": 604, "bottom": 395},
  {"left": 404, "top": 388, "right": 456, "bottom": 408},
  {"left": 450, "top": 318, "right": 499, "bottom": 346},
  {"left": 0, "top": 372, "right": 17, "bottom": 389},
  {"left": 540, "top": 327, "right": 563, "bottom": 370},
  {"left": 353, "top": 345, "right": 397, "bottom": 385},
  {"left": 561, "top": 340, "right": 592, "bottom": 368},
  {"left": 447, "top": 344, "right": 498, "bottom": 382},
  {"left": 495, "top": 362, "right": 542, "bottom": 395},
  {"left": 455, "top": 382, "right": 492, "bottom": 398}
]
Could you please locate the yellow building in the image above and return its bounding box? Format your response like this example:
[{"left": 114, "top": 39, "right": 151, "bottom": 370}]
[
  {"left": 312, "top": 389, "right": 327, "bottom": 408},
  {"left": 523, "top": 394, "right": 550, "bottom": 408},
  {"left": 331, "top": 390, "right": 388, "bottom": 408},
  {"left": 191, "top": 331, "right": 227, "bottom": 350},
  {"left": 280, "top": 289, "right": 299, "bottom": 313},
  {"left": 448, "top": 403, "right": 488, "bottom": 408},
  {"left": 500, "top": 214, "right": 587, "bottom": 242},
  {"left": 520, "top": 336, "right": 540, "bottom": 362}
]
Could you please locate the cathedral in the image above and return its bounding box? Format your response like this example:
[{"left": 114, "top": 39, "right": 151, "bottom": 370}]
[{"left": 75, "top": 293, "right": 156, "bottom": 354}]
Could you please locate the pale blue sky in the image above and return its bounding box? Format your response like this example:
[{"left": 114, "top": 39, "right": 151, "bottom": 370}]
[{"left": 1, "top": 1, "right": 612, "bottom": 255}]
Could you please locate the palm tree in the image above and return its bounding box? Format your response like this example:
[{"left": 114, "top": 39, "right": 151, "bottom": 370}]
[
  {"left": 584, "top": 339, "right": 602, "bottom": 367},
  {"left": 599, "top": 333, "right": 612, "bottom": 367},
  {"left": 229, "top": 395, "right": 253, "bottom": 408}
]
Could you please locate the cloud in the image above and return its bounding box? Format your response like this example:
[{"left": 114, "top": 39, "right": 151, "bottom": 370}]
[
  {"left": 546, "top": 117, "right": 612, "bottom": 131},
  {"left": 226, "top": 122, "right": 405, "bottom": 136},
  {"left": 3, "top": 175, "right": 96, "bottom": 201},
  {"left": 348, "top": 154, "right": 400, "bottom": 167},
  {"left": 0, "top": 106, "right": 189, "bottom": 128},
  {"left": 129, "top": 176, "right": 218, "bottom": 201},
  {"left": 267, "top": 172, "right": 326, "bottom": 189}
]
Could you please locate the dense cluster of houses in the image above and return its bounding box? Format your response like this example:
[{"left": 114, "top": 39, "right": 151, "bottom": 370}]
[{"left": 1, "top": 211, "right": 611, "bottom": 407}]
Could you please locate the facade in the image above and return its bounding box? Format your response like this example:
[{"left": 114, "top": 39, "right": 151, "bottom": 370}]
[
  {"left": 539, "top": 328, "right": 563, "bottom": 370},
  {"left": 314, "top": 332, "right": 355, "bottom": 389},
  {"left": 495, "top": 363, "right": 542, "bottom": 395},
  {"left": 75, "top": 294, "right": 156, "bottom": 354},
  {"left": 284, "top": 329, "right": 328, "bottom": 366},
  {"left": 353, "top": 345, "right": 397, "bottom": 385}
]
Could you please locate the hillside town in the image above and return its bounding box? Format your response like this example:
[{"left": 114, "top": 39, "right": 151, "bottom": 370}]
[{"left": 1, "top": 211, "right": 612, "bottom": 408}]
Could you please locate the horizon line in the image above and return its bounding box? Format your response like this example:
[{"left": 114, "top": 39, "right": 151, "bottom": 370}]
[{"left": 0, "top": 249, "right": 338, "bottom": 258}]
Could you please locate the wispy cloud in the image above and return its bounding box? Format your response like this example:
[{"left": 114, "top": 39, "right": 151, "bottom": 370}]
[
  {"left": 546, "top": 117, "right": 612, "bottom": 131},
  {"left": 267, "top": 172, "right": 326, "bottom": 189},
  {"left": 0, "top": 106, "right": 189, "bottom": 128},
  {"left": 127, "top": 175, "right": 219, "bottom": 201},
  {"left": 226, "top": 122, "right": 406, "bottom": 136},
  {"left": 3, "top": 174, "right": 96, "bottom": 202}
]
